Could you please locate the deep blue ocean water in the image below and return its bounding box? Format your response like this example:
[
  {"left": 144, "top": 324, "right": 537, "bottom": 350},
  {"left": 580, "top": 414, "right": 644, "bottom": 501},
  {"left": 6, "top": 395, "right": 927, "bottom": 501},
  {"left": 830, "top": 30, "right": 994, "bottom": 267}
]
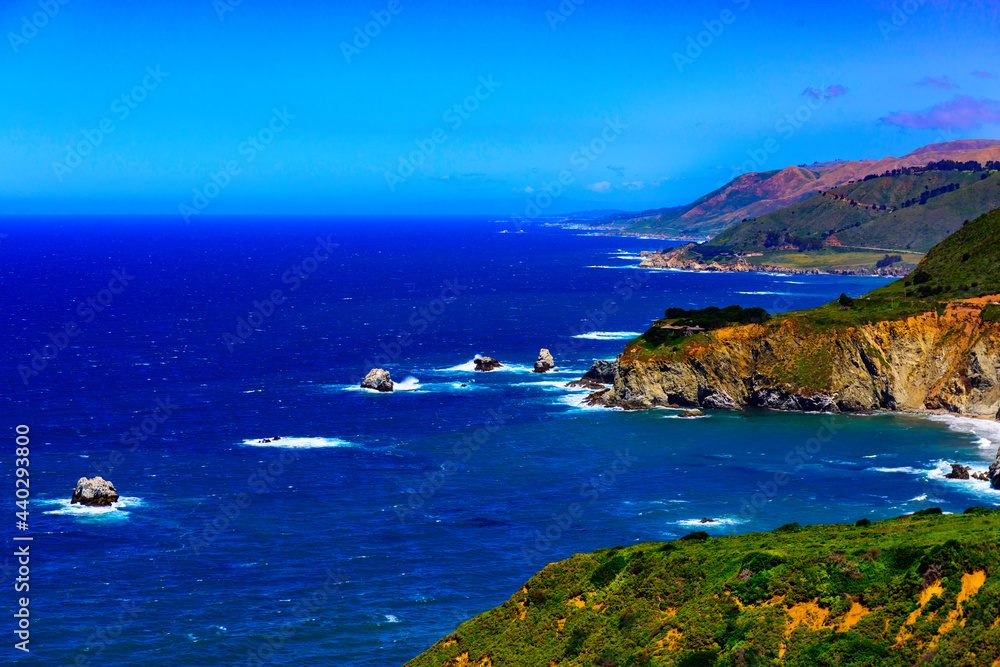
[{"left": 2, "top": 216, "right": 999, "bottom": 666}]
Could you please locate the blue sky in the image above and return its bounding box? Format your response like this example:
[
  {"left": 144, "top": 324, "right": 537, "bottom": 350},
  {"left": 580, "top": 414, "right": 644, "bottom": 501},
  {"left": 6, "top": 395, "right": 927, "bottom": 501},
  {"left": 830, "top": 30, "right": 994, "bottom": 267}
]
[{"left": 2, "top": 0, "right": 999, "bottom": 217}]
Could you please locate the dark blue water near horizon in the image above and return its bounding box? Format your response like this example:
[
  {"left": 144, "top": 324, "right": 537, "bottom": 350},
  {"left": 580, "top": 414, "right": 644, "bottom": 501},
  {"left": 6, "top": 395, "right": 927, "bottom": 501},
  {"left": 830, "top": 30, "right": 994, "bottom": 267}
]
[{"left": 2, "top": 216, "right": 998, "bottom": 666}]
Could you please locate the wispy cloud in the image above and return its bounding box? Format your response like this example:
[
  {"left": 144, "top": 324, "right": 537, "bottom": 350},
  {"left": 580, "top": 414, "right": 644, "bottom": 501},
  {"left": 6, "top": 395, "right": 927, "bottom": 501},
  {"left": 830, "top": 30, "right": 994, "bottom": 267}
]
[
  {"left": 881, "top": 95, "right": 1000, "bottom": 131},
  {"left": 972, "top": 69, "right": 999, "bottom": 80},
  {"left": 801, "top": 85, "right": 849, "bottom": 101},
  {"left": 622, "top": 181, "right": 645, "bottom": 191},
  {"left": 916, "top": 75, "right": 959, "bottom": 90},
  {"left": 586, "top": 181, "right": 612, "bottom": 193}
]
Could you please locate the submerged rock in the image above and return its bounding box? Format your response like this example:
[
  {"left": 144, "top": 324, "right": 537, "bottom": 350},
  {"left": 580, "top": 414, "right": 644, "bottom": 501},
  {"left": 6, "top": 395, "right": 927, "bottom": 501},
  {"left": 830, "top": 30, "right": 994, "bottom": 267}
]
[
  {"left": 945, "top": 462, "right": 971, "bottom": 480},
  {"left": 582, "top": 359, "right": 618, "bottom": 384},
  {"left": 533, "top": 349, "right": 555, "bottom": 373},
  {"left": 361, "top": 368, "right": 394, "bottom": 392},
  {"left": 474, "top": 356, "right": 503, "bottom": 372},
  {"left": 71, "top": 476, "right": 120, "bottom": 506},
  {"left": 699, "top": 518, "right": 716, "bottom": 524},
  {"left": 679, "top": 409, "right": 706, "bottom": 418}
]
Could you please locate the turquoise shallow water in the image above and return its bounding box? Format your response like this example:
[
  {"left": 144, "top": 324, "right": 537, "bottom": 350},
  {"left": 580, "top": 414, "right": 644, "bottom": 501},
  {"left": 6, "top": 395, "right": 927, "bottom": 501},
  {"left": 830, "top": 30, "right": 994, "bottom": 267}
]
[{"left": 2, "top": 216, "right": 997, "bottom": 665}]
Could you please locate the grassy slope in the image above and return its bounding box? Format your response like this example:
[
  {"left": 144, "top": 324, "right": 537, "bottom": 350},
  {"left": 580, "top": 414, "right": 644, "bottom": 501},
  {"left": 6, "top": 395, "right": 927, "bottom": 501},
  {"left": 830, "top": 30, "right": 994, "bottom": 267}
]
[
  {"left": 709, "top": 171, "right": 999, "bottom": 255},
  {"left": 407, "top": 511, "right": 1000, "bottom": 667}
]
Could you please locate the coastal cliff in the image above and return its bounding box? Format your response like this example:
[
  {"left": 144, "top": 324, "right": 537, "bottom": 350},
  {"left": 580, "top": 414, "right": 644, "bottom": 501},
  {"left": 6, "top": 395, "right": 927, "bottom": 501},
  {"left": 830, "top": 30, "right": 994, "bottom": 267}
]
[{"left": 591, "top": 299, "right": 1000, "bottom": 418}]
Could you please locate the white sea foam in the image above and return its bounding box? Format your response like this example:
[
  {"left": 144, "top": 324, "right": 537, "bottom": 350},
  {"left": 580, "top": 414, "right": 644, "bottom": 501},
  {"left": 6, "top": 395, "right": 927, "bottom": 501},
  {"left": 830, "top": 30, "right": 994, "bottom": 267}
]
[
  {"left": 556, "top": 392, "right": 617, "bottom": 411},
  {"left": 869, "top": 466, "right": 923, "bottom": 474},
  {"left": 571, "top": 331, "right": 641, "bottom": 340},
  {"left": 435, "top": 358, "right": 536, "bottom": 374},
  {"left": 43, "top": 496, "right": 143, "bottom": 517},
  {"left": 393, "top": 376, "right": 423, "bottom": 391},
  {"left": 242, "top": 437, "right": 353, "bottom": 449},
  {"left": 737, "top": 291, "right": 802, "bottom": 296},
  {"left": 384, "top": 614, "right": 400, "bottom": 623},
  {"left": 925, "top": 414, "right": 1000, "bottom": 454},
  {"left": 676, "top": 516, "right": 748, "bottom": 529}
]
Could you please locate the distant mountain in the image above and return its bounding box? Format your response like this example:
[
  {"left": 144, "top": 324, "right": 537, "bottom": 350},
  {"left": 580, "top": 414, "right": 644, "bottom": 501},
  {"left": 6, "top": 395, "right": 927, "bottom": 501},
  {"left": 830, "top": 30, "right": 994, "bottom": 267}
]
[
  {"left": 613, "top": 140, "right": 1000, "bottom": 237},
  {"left": 710, "top": 167, "right": 1000, "bottom": 254}
]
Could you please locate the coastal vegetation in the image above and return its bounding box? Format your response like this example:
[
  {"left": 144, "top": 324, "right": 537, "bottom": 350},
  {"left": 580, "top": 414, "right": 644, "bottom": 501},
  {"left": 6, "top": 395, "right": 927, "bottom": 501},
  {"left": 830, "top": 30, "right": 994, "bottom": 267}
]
[{"left": 408, "top": 510, "right": 1000, "bottom": 666}]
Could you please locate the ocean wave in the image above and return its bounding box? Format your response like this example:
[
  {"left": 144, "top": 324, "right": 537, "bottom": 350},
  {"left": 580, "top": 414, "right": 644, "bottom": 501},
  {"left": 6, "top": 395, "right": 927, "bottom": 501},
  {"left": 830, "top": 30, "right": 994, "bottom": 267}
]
[
  {"left": 514, "top": 380, "right": 592, "bottom": 392},
  {"left": 869, "top": 466, "right": 923, "bottom": 474},
  {"left": 42, "top": 496, "right": 143, "bottom": 517},
  {"left": 393, "top": 376, "right": 423, "bottom": 391},
  {"left": 242, "top": 437, "right": 353, "bottom": 449},
  {"left": 435, "top": 357, "right": 535, "bottom": 374},
  {"left": 925, "top": 414, "right": 1000, "bottom": 454},
  {"left": 676, "top": 516, "right": 748, "bottom": 529},
  {"left": 571, "top": 331, "right": 641, "bottom": 340},
  {"left": 737, "top": 291, "right": 808, "bottom": 296},
  {"left": 556, "top": 392, "right": 617, "bottom": 411}
]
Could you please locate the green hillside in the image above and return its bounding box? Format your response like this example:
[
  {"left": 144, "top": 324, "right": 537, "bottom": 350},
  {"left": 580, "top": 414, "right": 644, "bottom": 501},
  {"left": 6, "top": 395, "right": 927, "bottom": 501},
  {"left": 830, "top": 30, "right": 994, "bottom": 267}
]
[
  {"left": 709, "top": 170, "right": 1000, "bottom": 255},
  {"left": 407, "top": 510, "right": 1000, "bottom": 667},
  {"left": 872, "top": 204, "right": 1000, "bottom": 301}
]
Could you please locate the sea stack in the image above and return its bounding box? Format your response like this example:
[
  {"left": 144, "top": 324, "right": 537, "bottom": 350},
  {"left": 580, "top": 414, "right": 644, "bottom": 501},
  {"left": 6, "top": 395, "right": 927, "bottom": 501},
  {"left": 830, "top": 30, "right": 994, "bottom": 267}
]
[
  {"left": 533, "top": 349, "right": 555, "bottom": 373},
  {"left": 944, "top": 462, "right": 971, "bottom": 480},
  {"left": 582, "top": 359, "right": 618, "bottom": 384},
  {"left": 361, "top": 368, "right": 394, "bottom": 392},
  {"left": 989, "top": 454, "right": 1000, "bottom": 490},
  {"left": 474, "top": 356, "right": 503, "bottom": 372},
  {"left": 71, "top": 476, "right": 120, "bottom": 507}
]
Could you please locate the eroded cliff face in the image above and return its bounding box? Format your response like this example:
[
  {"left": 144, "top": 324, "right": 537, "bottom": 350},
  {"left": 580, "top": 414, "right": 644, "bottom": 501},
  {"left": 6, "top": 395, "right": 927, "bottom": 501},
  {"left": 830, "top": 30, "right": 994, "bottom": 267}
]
[{"left": 593, "top": 301, "right": 1000, "bottom": 419}]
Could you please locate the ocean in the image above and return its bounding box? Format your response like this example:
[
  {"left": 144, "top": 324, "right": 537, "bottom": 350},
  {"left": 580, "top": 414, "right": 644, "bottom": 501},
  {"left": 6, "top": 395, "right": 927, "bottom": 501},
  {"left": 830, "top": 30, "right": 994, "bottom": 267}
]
[{"left": 2, "top": 216, "right": 998, "bottom": 666}]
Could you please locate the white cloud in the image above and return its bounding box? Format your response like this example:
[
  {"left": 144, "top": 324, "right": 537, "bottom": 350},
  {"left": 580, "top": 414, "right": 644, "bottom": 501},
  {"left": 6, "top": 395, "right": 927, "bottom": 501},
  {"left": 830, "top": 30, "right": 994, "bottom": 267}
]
[{"left": 586, "top": 181, "right": 612, "bottom": 193}]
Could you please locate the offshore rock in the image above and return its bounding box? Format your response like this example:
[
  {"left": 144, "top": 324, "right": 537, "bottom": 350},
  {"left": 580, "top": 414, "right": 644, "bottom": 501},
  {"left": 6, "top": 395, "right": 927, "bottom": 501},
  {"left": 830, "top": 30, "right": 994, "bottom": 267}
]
[
  {"left": 361, "top": 368, "right": 394, "bottom": 392},
  {"left": 71, "top": 476, "right": 120, "bottom": 506},
  {"left": 474, "top": 356, "right": 503, "bottom": 372},
  {"left": 533, "top": 349, "right": 555, "bottom": 373},
  {"left": 945, "top": 463, "right": 971, "bottom": 480}
]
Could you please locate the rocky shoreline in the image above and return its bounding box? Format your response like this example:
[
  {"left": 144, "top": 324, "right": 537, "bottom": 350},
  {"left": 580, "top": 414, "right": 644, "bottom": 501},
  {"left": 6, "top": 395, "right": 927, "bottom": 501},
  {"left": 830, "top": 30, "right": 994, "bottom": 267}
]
[
  {"left": 576, "top": 301, "right": 1000, "bottom": 488},
  {"left": 638, "top": 244, "right": 913, "bottom": 277}
]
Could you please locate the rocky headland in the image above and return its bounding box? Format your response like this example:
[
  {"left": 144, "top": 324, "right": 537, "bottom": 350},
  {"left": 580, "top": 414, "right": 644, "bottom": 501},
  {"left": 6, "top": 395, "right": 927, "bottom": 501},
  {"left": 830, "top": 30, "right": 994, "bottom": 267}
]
[{"left": 639, "top": 244, "right": 912, "bottom": 276}]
